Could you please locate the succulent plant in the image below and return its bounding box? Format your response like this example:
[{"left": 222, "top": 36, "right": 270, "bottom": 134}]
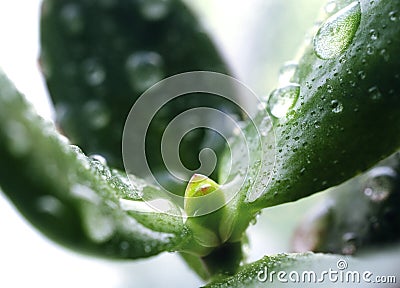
[{"left": 0, "top": 0, "right": 399, "bottom": 287}]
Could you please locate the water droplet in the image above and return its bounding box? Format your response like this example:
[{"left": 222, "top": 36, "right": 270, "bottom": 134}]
[
  {"left": 364, "top": 166, "right": 397, "bottom": 202},
  {"left": 82, "top": 204, "right": 115, "bottom": 243},
  {"left": 126, "top": 51, "right": 164, "bottom": 92},
  {"left": 369, "top": 29, "right": 378, "bottom": 40},
  {"left": 83, "top": 101, "right": 110, "bottom": 129},
  {"left": 144, "top": 244, "right": 152, "bottom": 253},
  {"left": 267, "top": 84, "right": 300, "bottom": 118},
  {"left": 325, "top": 0, "right": 337, "bottom": 13},
  {"left": 313, "top": 1, "right": 361, "bottom": 59},
  {"left": 119, "top": 241, "right": 130, "bottom": 256},
  {"left": 60, "top": 4, "right": 84, "bottom": 35},
  {"left": 389, "top": 11, "right": 398, "bottom": 21},
  {"left": 358, "top": 70, "right": 366, "bottom": 79},
  {"left": 327, "top": 84, "right": 333, "bottom": 93},
  {"left": 250, "top": 212, "right": 261, "bottom": 225},
  {"left": 278, "top": 61, "right": 298, "bottom": 86},
  {"left": 368, "top": 86, "right": 382, "bottom": 101},
  {"left": 71, "top": 184, "right": 101, "bottom": 204},
  {"left": 330, "top": 100, "right": 343, "bottom": 113},
  {"left": 90, "top": 157, "right": 112, "bottom": 179},
  {"left": 70, "top": 144, "right": 84, "bottom": 155},
  {"left": 342, "top": 232, "right": 357, "bottom": 255},
  {"left": 259, "top": 117, "right": 273, "bottom": 137},
  {"left": 120, "top": 241, "right": 130, "bottom": 250},
  {"left": 139, "top": 0, "right": 170, "bottom": 21},
  {"left": 82, "top": 59, "right": 106, "bottom": 86},
  {"left": 379, "top": 49, "right": 390, "bottom": 62},
  {"left": 89, "top": 154, "right": 107, "bottom": 165},
  {"left": 339, "top": 55, "right": 347, "bottom": 63},
  {"left": 36, "top": 195, "right": 65, "bottom": 217},
  {"left": 4, "top": 121, "right": 31, "bottom": 156},
  {"left": 366, "top": 44, "right": 374, "bottom": 55}
]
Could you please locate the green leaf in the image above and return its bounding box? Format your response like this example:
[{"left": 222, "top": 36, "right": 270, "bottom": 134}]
[
  {"left": 40, "top": 0, "right": 241, "bottom": 190},
  {"left": 218, "top": 0, "right": 400, "bottom": 229},
  {"left": 0, "top": 69, "right": 191, "bottom": 259},
  {"left": 292, "top": 151, "right": 400, "bottom": 254}
]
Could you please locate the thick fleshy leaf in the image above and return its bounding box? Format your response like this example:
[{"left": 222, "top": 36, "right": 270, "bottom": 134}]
[
  {"left": 292, "top": 151, "right": 400, "bottom": 254},
  {"left": 218, "top": 0, "right": 400, "bottom": 227},
  {"left": 257, "top": 0, "right": 400, "bottom": 208},
  {"left": 0, "top": 70, "right": 190, "bottom": 259},
  {"left": 40, "top": 0, "right": 241, "bottom": 191}
]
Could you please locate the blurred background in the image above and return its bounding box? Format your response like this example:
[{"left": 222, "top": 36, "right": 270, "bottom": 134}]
[{"left": 0, "top": 0, "right": 352, "bottom": 287}]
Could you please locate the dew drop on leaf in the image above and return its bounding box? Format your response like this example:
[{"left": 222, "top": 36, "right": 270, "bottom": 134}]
[
  {"left": 313, "top": 1, "right": 361, "bottom": 59},
  {"left": 4, "top": 120, "right": 31, "bottom": 156},
  {"left": 90, "top": 158, "right": 112, "bottom": 179},
  {"left": 358, "top": 70, "right": 366, "bottom": 79},
  {"left": 267, "top": 84, "right": 300, "bottom": 118},
  {"left": 369, "top": 29, "right": 379, "bottom": 40},
  {"left": 119, "top": 241, "right": 130, "bottom": 256},
  {"left": 278, "top": 61, "right": 298, "bottom": 86},
  {"left": 389, "top": 10, "right": 398, "bottom": 21},
  {"left": 330, "top": 100, "right": 343, "bottom": 113},
  {"left": 366, "top": 44, "right": 374, "bottom": 55},
  {"left": 139, "top": 0, "right": 170, "bottom": 21},
  {"left": 71, "top": 183, "right": 101, "bottom": 204},
  {"left": 82, "top": 204, "right": 116, "bottom": 243},
  {"left": 368, "top": 86, "right": 382, "bottom": 101},
  {"left": 89, "top": 154, "right": 108, "bottom": 165},
  {"left": 83, "top": 101, "right": 110, "bottom": 130},
  {"left": 82, "top": 59, "right": 106, "bottom": 86},
  {"left": 363, "top": 166, "right": 397, "bottom": 202},
  {"left": 259, "top": 117, "right": 273, "bottom": 137},
  {"left": 60, "top": 4, "right": 84, "bottom": 35},
  {"left": 341, "top": 232, "right": 357, "bottom": 255},
  {"left": 125, "top": 51, "right": 165, "bottom": 92},
  {"left": 36, "top": 195, "right": 65, "bottom": 217},
  {"left": 379, "top": 48, "right": 390, "bottom": 62}
]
